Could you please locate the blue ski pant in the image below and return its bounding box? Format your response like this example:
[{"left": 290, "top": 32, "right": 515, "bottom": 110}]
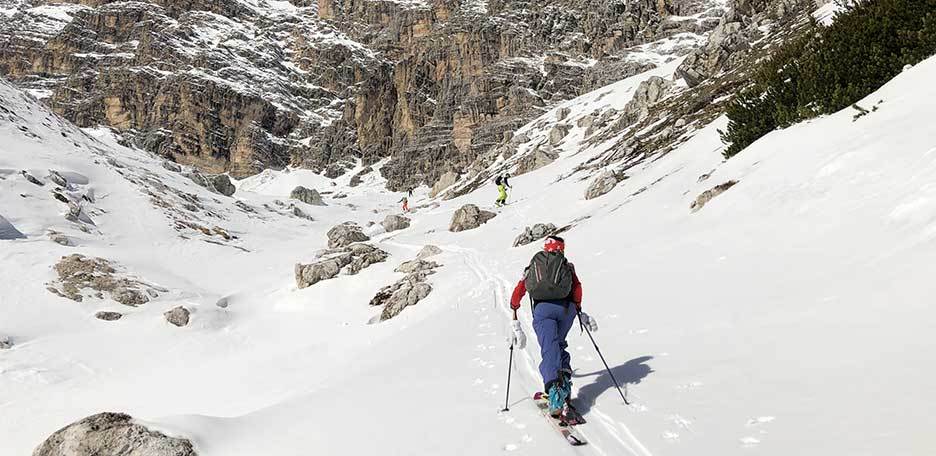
[{"left": 532, "top": 300, "right": 577, "bottom": 389}]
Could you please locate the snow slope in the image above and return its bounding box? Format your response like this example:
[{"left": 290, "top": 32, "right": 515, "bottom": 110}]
[{"left": 2, "top": 53, "right": 936, "bottom": 456}]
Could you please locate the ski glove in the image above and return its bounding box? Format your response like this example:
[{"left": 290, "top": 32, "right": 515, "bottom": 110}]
[
  {"left": 579, "top": 312, "right": 598, "bottom": 333},
  {"left": 509, "top": 320, "right": 527, "bottom": 349}
]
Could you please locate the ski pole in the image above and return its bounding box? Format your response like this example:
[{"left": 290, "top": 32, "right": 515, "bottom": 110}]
[
  {"left": 502, "top": 343, "right": 514, "bottom": 412},
  {"left": 578, "top": 310, "right": 630, "bottom": 405}
]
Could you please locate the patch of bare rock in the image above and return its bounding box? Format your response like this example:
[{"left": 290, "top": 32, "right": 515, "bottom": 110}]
[
  {"left": 295, "top": 243, "right": 389, "bottom": 289},
  {"left": 449, "top": 204, "right": 496, "bottom": 232},
  {"left": 32, "top": 412, "right": 197, "bottom": 456},
  {"left": 47, "top": 254, "right": 164, "bottom": 305},
  {"left": 371, "top": 251, "right": 442, "bottom": 322},
  {"left": 691, "top": 180, "right": 738, "bottom": 212}
]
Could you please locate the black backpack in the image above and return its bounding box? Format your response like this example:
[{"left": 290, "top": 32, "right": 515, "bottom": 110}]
[
  {"left": 494, "top": 175, "right": 503, "bottom": 186},
  {"left": 524, "top": 251, "right": 574, "bottom": 302}
]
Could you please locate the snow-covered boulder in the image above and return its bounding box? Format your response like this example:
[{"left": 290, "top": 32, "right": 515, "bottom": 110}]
[
  {"left": 47, "top": 254, "right": 161, "bottom": 305},
  {"left": 326, "top": 222, "right": 370, "bottom": 248},
  {"left": 0, "top": 213, "right": 25, "bottom": 240},
  {"left": 290, "top": 186, "right": 326, "bottom": 206},
  {"left": 164, "top": 306, "right": 191, "bottom": 327},
  {"left": 381, "top": 214, "right": 411, "bottom": 232},
  {"left": 395, "top": 259, "right": 440, "bottom": 274},
  {"left": 32, "top": 412, "right": 196, "bottom": 456},
  {"left": 513, "top": 223, "right": 559, "bottom": 247},
  {"left": 691, "top": 180, "right": 738, "bottom": 213},
  {"left": 449, "top": 204, "right": 496, "bottom": 232}
]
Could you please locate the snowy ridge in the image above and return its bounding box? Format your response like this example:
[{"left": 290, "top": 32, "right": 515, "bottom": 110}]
[{"left": 3, "top": 50, "right": 936, "bottom": 456}]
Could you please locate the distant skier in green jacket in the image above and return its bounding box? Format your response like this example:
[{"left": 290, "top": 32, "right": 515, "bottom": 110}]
[{"left": 494, "top": 173, "right": 512, "bottom": 207}]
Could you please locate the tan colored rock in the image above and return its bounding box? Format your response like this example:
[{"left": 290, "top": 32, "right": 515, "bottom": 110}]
[
  {"left": 430, "top": 171, "right": 458, "bottom": 198},
  {"left": 690, "top": 180, "right": 738, "bottom": 212}
]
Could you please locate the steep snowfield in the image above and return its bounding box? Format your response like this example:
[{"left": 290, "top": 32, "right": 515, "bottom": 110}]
[{"left": 2, "top": 52, "right": 936, "bottom": 456}]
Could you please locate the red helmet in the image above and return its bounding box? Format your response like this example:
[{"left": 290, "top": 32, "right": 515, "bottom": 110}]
[{"left": 544, "top": 236, "right": 565, "bottom": 253}]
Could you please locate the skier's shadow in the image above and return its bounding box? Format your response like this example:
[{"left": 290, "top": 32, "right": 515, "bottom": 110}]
[{"left": 572, "top": 355, "right": 654, "bottom": 415}]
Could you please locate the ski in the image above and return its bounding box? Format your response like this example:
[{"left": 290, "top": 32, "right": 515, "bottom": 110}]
[{"left": 532, "top": 392, "right": 587, "bottom": 446}]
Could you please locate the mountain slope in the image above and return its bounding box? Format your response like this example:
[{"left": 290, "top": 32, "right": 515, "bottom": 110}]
[{"left": 2, "top": 52, "right": 936, "bottom": 456}]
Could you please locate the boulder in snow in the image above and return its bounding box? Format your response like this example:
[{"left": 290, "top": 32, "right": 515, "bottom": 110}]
[
  {"left": 395, "top": 259, "right": 440, "bottom": 274},
  {"left": 690, "top": 180, "right": 738, "bottom": 213},
  {"left": 0, "top": 335, "right": 12, "bottom": 349},
  {"left": 290, "top": 186, "right": 326, "bottom": 206},
  {"left": 164, "top": 306, "right": 191, "bottom": 327},
  {"left": 513, "top": 223, "right": 560, "bottom": 247},
  {"left": 95, "top": 311, "right": 123, "bottom": 321},
  {"left": 381, "top": 214, "right": 411, "bottom": 233},
  {"left": 326, "top": 222, "right": 370, "bottom": 248},
  {"left": 32, "top": 412, "right": 196, "bottom": 456},
  {"left": 416, "top": 245, "right": 442, "bottom": 260},
  {"left": 295, "top": 243, "right": 389, "bottom": 289},
  {"left": 514, "top": 144, "right": 559, "bottom": 176},
  {"left": 430, "top": 171, "right": 458, "bottom": 198},
  {"left": 48, "top": 254, "right": 160, "bottom": 305},
  {"left": 584, "top": 170, "right": 625, "bottom": 200},
  {"left": 548, "top": 124, "right": 571, "bottom": 145},
  {"left": 161, "top": 161, "right": 182, "bottom": 173},
  {"left": 21, "top": 170, "right": 44, "bottom": 186},
  {"left": 185, "top": 172, "right": 235, "bottom": 197},
  {"left": 0, "top": 214, "right": 26, "bottom": 240},
  {"left": 449, "top": 204, "right": 496, "bottom": 232}
]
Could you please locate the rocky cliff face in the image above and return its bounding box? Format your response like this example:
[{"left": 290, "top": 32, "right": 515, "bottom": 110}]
[{"left": 0, "top": 0, "right": 725, "bottom": 185}]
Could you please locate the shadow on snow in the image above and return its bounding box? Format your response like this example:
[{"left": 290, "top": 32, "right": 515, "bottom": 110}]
[{"left": 572, "top": 355, "right": 654, "bottom": 415}]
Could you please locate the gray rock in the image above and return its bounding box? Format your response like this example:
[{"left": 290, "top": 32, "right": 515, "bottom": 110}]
[
  {"left": 675, "top": 22, "right": 751, "bottom": 87},
  {"left": 621, "top": 76, "right": 673, "bottom": 125},
  {"left": 290, "top": 186, "right": 326, "bottom": 206},
  {"left": 65, "top": 201, "right": 95, "bottom": 226},
  {"left": 0, "top": 213, "right": 26, "bottom": 240},
  {"left": 161, "top": 161, "right": 182, "bottom": 173},
  {"left": 449, "top": 204, "right": 496, "bottom": 232},
  {"left": 0, "top": 335, "right": 12, "bottom": 349},
  {"left": 548, "top": 124, "right": 572, "bottom": 145},
  {"left": 395, "top": 259, "right": 440, "bottom": 274},
  {"left": 430, "top": 171, "right": 458, "bottom": 198},
  {"left": 515, "top": 144, "right": 559, "bottom": 175},
  {"left": 291, "top": 205, "right": 314, "bottom": 221},
  {"left": 186, "top": 172, "right": 235, "bottom": 197},
  {"left": 379, "top": 280, "right": 433, "bottom": 321},
  {"left": 690, "top": 180, "right": 738, "bottom": 212},
  {"left": 32, "top": 412, "right": 196, "bottom": 456},
  {"left": 513, "top": 223, "right": 559, "bottom": 247},
  {"left": 47, "top": 170, "right": 69, "bottom": 188},
  {"left": 49, "top": 232, "right": 71, "bottom": 246},
  {"left": 295, "top": 243, "right": 389, "bottom": 288},
  {"left": 416, "top": 245, "right": 442, "bottom": 260},
  {"left": 576, "top": 113, "right": 597, "bottom": 129},
  {"left": 381, "top": 214, "right": 411, "bottom": 232},
  {"left": 585, "top": 170, "right": 624, "bottom": 200},
  {"left": 112, "top": 287, "right": 149, "bottom": 307},
  {"left": 95, "top": 311, "right": 123, "bottom": 321},
  {"left": 349, "top": 167, "right": 372, "bottom": 187},
  {"left": 164, "top": 306, "right": 191, "bottom": 327},
  {"left": 326, "top": 222, "right": 370, "bottom": 248},
  {"left": 556, "top": 107, "right": 572, "bottom": 121},
  {"left": 21, "top": 170, "right": 44, "bottom": 186}
]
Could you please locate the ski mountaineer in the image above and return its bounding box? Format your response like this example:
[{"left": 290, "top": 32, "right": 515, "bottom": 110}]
[
  {"left": 508, "top": 235, "right": 599, "bottom": 417},
  {"left": 494, "top": 173, "right": 512, "bottom": 207},
  {"left": 400, "top": 196, "right": 409, "bottom": 213}
]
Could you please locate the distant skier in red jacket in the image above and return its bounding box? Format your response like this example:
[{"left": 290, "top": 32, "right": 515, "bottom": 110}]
[{"left": 508, "top": 235, "right": 598, "bottom": 416}]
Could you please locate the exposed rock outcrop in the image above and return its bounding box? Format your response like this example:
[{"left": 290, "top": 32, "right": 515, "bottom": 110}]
[
  {"left": 32, "top": 412, "right": 197, "bottom": 456},
  {"left": 290, "top": 186, "right": 326, "bottom": 206},
  {"left": 185, "top": 173, "right": 236, "bottom": 197},
  {"left": 416, "top": 244, "right": 442, "bottom": 260},
  {"left": 1, "top": 335, "right": 13, "bottom": 349},
  {"left": 691, "top": 180, "right": 738, "bottom": 212},
  {"left": 164, "top": 306, "right": 191, "bottom": 327},
  {"left": 675, "top": 21, "right": 755, "bottom": 87},
  {"left": 585, "top": 170, "right": 626, "bottom": 200},
  {"left": 430, "top": 171, "right": 458, "bottom": 198},
  {"left": 47, "top": 254, "right": 163, "bottom": 305},
  {"left": 449, "top": 204, "right": 496, "bottom": 232},
  {"left": 295, "top": 243, "right": 389, "bottom": 289},
  {"left": 94, "top": 311, "right": 123, "bottom": 321},
  {"left": 371, "top": 259, "right": 440, "bottom": 322},
  {"left": 515, "top": 144, "right": 559, "bottom": 175},
  {"left": 381, "top": 214, "right": 411, "bottom": 233},
  {"left": 326, "top": 222, "right": 370, "bottom": 248},
  {"left": 513, "top": 223, "right": 560, "bottom": 247}
]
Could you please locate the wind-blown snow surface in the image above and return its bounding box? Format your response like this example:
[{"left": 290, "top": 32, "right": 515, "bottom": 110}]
[{"left": 3, "top": 54, "right": 936, "bottom": 456}]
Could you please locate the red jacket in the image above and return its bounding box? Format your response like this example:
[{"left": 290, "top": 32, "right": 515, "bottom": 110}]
[{"left": 510, "top": 266, "right": 582, "bottom": 310}]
